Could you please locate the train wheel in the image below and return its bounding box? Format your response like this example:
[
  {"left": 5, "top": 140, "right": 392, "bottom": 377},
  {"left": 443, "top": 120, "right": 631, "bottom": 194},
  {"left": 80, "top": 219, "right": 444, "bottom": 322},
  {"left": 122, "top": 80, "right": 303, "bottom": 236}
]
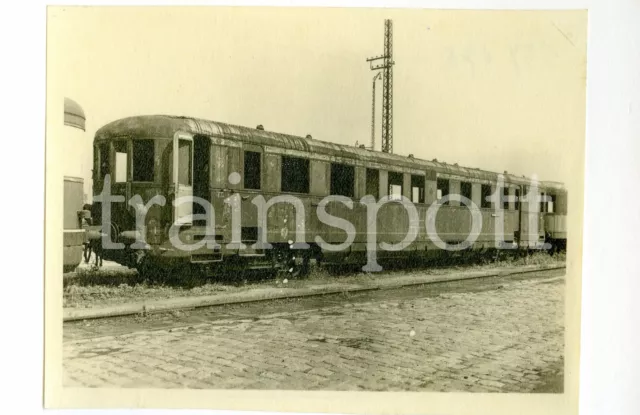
[
  {"left": 289, "top": 251, "right": 310, "bottom": 278},
  {"left": 273, "top": 248, "right": 310, "bottom": 279}
]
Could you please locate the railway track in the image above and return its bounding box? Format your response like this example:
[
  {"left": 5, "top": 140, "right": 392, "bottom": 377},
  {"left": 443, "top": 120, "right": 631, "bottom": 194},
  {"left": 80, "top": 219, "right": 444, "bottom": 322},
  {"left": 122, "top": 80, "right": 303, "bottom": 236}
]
[{"left": 63, "top": 263, "right": 565, "bottom": 323}]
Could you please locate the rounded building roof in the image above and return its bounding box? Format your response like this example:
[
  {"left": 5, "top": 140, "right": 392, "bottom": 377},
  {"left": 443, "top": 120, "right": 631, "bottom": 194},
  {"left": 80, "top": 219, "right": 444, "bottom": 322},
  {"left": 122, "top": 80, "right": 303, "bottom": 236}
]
[{"left": 64, "top": 97, "right": 86, "bottom": 131}]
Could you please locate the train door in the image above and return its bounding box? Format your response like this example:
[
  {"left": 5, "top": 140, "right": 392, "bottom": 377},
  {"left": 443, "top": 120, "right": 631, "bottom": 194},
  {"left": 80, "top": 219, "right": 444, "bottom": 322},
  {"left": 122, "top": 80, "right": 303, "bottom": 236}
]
[
  {"left": 499, "top": 185, "right": 510, "bottom": 243},
  {"left": 193, "top": 135, "right": 211, "bottom": 225},
  {"left": 173, "top": 132, "right": 194, "bottom": 225},
  {"left": 109, "top": 140, "right": 132, "bottom": 230},
  {"left": 519, "top": 184, "right": 543, "bottom": 248},
  {"left": 111, "top": 140, "right": 130, "bottom": 198},
  {"left": 516, "top": 186, "right": 523, "bottom": 245}
]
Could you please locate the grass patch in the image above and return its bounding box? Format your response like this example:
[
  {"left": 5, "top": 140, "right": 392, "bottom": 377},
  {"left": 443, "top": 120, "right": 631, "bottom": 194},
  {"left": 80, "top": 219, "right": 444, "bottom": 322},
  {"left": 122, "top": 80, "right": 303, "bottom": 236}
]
[
  {"left": 63, "top": 281, "right": 239, "bottom": 308},
  {"left": 63, "top": 251, "right": 565, "bottom": 309}
]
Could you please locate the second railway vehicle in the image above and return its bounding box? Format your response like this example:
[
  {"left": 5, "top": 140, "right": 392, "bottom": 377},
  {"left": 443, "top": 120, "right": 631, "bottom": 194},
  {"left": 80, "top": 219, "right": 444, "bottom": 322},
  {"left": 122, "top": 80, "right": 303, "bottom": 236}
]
[{"left": 88, "top": 115, "right": 567, "bottom": 279}]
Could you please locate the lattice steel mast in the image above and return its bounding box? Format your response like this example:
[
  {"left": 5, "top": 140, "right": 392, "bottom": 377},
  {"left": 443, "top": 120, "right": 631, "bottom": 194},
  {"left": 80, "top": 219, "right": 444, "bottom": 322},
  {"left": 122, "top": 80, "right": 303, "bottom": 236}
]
[{"left": 367, "top": 19, "right": 394, "bottom": 153}]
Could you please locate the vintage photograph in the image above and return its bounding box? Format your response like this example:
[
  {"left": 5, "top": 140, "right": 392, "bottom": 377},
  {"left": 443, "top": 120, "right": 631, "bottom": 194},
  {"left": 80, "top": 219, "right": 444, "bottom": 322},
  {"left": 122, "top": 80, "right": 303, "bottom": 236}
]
[{"left": 46, "top": 6, "right": 586, "bottom": 413}]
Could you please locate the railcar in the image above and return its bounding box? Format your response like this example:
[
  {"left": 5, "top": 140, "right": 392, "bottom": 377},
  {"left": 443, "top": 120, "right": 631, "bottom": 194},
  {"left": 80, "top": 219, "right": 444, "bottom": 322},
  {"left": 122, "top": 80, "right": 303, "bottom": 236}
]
[
  {"left": 62, "top": 98, "right": 89, "bottom": 272},
  {"left": 88, "top": 115, "right": 568, "bottom": 279}
]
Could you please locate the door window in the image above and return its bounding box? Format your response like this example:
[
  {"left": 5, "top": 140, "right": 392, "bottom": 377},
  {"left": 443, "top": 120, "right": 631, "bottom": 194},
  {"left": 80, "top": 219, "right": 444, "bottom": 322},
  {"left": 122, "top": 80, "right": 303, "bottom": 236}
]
[
  {"left": 113, "top": 141, "right": 128, "bottom": 183},
  {"left": 178, "top": 139, "right": 192, "bottom": 186},
  {"left": 97, "top": 142, "right": 110, "bottom": 179}
]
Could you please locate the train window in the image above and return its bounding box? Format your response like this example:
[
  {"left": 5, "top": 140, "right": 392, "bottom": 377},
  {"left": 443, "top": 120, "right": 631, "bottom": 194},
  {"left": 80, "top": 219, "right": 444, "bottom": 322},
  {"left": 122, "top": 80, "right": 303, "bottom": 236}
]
[
  {"left": 366, "top": 168, "right": 379, "bottom": 198},
  {"left": 388, "top": 172, "right": 403, "bottom": 201},
  {"left": 98, "top": 142, "right": 109, "bottom": 179},
  {"left": 411, "top": 175, "right": 425, "bottom": 204},
  {"left": 437, "top": 178, "right": 449, "bottom": 204},
  {"left": 481, "top": 184, "right": 492, "bottom": 208},
  {"left": 244, "top": 151, "right": 261, "bottom": 190},
  {"left": 540, "top": 192, "right": 547, "bottom": 213},
  {"left": 502, "top": 186, "right": 509, "bottom": 210},
  {"left": 132, "top": 140, "right": 155, "bottom": 182},
  {"left": 113, "top": 141, "right": 128, "bottom": 183},
  {"left": 515, "top": 188, "right": 521, "bottom": 210},
  {"left": 548, "top": 194, "right": 556, "bottom": 213},
  {"left": 330, "top": 163, "right": 355, "bottom": 197},
  {"left": 460, "top": 181, "right": 472, "bottom": 203},
  {"left": 281, "top": 156, "right": 309, "bottom": 193},
  {"left": 178, "top": 139, "right": 192, "bottom": 186}
]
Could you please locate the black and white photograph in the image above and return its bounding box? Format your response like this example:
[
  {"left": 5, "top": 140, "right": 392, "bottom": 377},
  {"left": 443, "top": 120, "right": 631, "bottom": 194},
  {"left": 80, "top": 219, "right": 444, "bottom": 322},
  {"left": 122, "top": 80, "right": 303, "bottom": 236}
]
[{"left": 45, "top": 5, "right": 587, "bottom": 414}]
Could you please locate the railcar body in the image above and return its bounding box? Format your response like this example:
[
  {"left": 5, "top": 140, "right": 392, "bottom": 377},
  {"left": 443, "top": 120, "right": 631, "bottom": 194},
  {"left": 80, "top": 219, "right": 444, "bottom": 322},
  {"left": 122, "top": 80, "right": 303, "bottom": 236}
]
[
  {"left": 63, "top": 98, "right": 89, "bottom": 272},
  {"left": 90, "top": 115, "right": 568, "bottom": 277}
]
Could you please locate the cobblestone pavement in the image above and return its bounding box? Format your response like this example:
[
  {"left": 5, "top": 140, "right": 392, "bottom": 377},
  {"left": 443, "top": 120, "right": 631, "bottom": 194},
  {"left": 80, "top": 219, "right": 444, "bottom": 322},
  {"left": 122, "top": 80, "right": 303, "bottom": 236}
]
[{"left": 63, "top": 273, "right": 564, "bottom": 392}]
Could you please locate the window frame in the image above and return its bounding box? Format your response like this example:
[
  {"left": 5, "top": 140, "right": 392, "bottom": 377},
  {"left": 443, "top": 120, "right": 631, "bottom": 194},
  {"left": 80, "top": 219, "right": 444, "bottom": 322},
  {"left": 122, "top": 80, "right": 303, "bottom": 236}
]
[
  {"left": 502, "top": 186, "right": 509, "bottom": 210},
  {"left": 365, "top": 168, "right": 380, "bottom": 199},
  {"left": 281, "top": 155, "right": 310, "bottom": 194},
  {"left": 177, "top": 138, "right": 193, "bottom": 187},
  {"left": 540, "top": 191, "right": 547, "bottom": 213},
  {"left": 330, "top": 162, "right": 355, "bottom": 198},
  {"left": 548, "top": 194, "right": 556, "bottom": 213},
  {"left": 460, "top": 181, "right": 472, "bottom": 204},
  {"left": 97, "top": 142, "right": 110, "bottom": 180},
  {"left": 388, "top": 171, "right": 404, "bottom": 201},
  {"left": 132, "top": 139, "right": 156, "bottom": 183},
  {"left": 410, "top": 174, "right": 425, "bottom": 204},
  {"left": 243, "top": 150, "right": 262, "bottom": 190},
  {"left": 437, "top": 178, "right": 450, "bottom": 205},
  {"left": 480, "top": 184, "right": 492, "bottom": 209},
  {"left": 113, "top": 140, "right": 129, "bottom": 183}
]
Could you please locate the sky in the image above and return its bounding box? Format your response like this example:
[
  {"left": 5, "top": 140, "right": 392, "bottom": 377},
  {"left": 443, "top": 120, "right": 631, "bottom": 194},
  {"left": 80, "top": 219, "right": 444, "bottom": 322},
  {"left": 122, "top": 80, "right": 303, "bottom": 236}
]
[{"left": 49, "top": 7, "right": 587, "bottom": 187}]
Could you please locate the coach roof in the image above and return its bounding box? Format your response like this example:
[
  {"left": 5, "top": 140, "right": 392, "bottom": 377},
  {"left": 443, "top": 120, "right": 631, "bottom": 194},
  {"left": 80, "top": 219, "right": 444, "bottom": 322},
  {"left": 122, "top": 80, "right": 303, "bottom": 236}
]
[
  {"left": 95, "top": 115, "right": 561, "bottom": 188},
  {"left": 64, "top": 98, "right": 86, "bottom": 131}
]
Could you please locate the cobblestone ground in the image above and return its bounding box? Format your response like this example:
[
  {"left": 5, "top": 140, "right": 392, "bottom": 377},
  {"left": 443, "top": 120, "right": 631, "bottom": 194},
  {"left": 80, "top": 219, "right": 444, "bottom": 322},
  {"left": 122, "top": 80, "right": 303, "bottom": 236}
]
[{"left": 63, "top": 275, "right": 564, "bottom": 392}]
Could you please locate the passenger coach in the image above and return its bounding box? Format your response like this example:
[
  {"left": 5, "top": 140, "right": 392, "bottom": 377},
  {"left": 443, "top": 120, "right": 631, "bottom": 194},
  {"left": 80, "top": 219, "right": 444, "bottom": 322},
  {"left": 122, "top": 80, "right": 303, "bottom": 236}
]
[{"left": 88, "top": 115, "right": 568, "bottom": 279}]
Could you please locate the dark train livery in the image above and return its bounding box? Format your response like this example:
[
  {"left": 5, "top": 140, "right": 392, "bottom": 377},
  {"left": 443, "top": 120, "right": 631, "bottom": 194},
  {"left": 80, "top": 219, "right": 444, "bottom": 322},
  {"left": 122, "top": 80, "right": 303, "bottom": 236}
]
[{"left": 88, "top": 115, "right": 567, "bottom": 278}]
